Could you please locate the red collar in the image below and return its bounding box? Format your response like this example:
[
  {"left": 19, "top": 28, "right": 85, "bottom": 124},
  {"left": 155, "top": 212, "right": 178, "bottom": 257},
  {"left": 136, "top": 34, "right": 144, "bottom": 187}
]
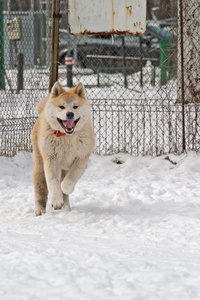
[{"left": 54, "top": 130, "right": 66, "bottom": 137}]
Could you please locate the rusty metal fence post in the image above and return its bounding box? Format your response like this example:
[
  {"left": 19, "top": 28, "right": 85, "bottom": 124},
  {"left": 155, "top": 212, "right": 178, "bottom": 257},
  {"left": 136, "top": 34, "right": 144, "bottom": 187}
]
[
  {"left": 49, "top": 0, "right": 61, "bottom": 92},
  {"left": 0, "top": 0, "right": 5, "bottom": 90},
  {"left": 179, "top": 0, "right": 186, "bottom": 152}
]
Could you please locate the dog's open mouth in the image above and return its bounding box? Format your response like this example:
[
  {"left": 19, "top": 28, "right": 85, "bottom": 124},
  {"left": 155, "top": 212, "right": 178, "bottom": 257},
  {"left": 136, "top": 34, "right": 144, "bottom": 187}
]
[{"left": 57, "top": 117, "right": 80, "bottom": 135}]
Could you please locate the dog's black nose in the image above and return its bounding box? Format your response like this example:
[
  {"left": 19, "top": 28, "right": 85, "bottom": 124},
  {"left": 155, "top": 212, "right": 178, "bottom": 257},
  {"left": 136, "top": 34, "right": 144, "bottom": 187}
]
[{"left": 66, "top": 112, "right": 74, "bottom": 119}]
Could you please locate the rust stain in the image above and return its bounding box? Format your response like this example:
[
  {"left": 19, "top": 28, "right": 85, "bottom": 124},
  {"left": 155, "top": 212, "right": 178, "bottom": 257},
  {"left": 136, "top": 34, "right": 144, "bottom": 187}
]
[
  {"left": 71, "top": 29, "right": 143, "bottom": 36},
  {"left": 133, "top": 22, "right": 139, "bottom": 28},
  {"left": 125, "top": 6, "right": 132, "bottom": 16}
]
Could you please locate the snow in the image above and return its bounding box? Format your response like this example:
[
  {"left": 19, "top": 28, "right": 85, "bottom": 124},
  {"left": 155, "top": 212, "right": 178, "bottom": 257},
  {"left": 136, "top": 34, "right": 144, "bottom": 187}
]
[{"left": 0, "top": 151, "right": 200, "bottom": 299}]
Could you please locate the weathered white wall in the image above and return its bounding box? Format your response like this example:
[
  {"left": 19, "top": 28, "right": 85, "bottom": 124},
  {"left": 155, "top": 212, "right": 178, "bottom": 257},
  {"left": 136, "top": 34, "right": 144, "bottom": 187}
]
[{"left": 68, "top": 0, "right": 146, "bottom": 35}]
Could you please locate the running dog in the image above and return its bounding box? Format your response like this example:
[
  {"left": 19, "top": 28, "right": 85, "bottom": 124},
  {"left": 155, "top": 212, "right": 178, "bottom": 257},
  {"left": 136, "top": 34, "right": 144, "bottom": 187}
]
[{"left": 31, "top": 82, "right": 95, "bottom": 216}]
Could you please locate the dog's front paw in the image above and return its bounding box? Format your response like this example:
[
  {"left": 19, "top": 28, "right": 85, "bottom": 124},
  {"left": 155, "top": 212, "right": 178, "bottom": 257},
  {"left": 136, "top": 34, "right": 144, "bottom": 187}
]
[
  {"left": 51, "top": 198, "right": 65, "bottom": 210},
  {"left": 61, "top": 180, "right": 74, "bottom": 195},
  {"left": 35, "top": 208, "right": 46, "bottom": 216},
  {"left": 35, "top": 203, "right": 46, "bottom": 216}
]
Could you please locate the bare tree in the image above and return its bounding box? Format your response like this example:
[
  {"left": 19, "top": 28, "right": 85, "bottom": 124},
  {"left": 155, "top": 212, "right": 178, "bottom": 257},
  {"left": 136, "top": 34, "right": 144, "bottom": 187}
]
[{"left": 178, "top": 0, "right": 200, "bottom": 103}]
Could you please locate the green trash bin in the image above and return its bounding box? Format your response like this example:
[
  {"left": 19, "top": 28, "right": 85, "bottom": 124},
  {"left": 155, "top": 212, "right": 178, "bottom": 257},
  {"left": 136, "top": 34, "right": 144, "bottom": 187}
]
[{"left": 160, "top": 39, "right": 176, "bottom": 86}]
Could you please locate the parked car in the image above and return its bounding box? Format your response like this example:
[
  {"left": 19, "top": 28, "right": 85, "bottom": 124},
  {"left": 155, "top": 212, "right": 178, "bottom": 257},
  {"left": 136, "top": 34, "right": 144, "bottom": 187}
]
[
  {"left": 59, "top": 19, "right": 176, "bottom": 73},
  {"left": 59, "top": 33, "right": 159, "bottom": 73}
]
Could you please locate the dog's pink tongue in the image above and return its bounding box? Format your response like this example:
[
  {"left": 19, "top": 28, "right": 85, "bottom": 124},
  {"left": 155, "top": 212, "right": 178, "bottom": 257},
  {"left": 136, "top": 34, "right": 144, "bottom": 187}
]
[{"left": 64, "top": 119, "right": 75, "bottom": 129}]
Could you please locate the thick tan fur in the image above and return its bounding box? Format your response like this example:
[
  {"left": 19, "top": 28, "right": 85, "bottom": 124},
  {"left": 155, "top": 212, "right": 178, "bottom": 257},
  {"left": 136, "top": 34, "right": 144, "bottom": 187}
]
[{"left": 31, "top": 82, "right": 95, "bottom": 216}]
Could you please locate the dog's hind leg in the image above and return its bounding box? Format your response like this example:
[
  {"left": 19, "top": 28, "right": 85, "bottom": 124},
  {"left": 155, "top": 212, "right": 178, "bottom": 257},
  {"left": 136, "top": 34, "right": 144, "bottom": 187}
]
[
  {"left": 33, "top": 148, "right": 48, "bottom": 216},
  {"left": 61, "top": 170, "right": 71, "bottom": 212}
]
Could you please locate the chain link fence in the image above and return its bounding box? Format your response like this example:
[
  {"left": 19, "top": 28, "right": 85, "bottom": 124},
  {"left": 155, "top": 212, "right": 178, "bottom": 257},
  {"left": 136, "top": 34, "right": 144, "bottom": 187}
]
[{"left": 0, "top": 0, "right": 200, "bottom": 157}]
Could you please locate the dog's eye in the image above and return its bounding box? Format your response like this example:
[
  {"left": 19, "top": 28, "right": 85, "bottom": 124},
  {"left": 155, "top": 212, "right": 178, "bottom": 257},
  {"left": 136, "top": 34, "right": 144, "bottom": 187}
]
[
  {"left": 73, "top": 105, "right": 78, "bottom": 109},
  {"left": 59, "top": 106, "right": 65, "bottom": 109}
]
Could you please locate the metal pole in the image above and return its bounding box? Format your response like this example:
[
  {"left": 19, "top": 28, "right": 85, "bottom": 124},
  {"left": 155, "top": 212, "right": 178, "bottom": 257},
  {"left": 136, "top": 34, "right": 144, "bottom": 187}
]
[
  {"left": 49, "top": 0, "right": 61, "bottom": 92},
  {"left": 31, "top": 0, "right": 37, "bottom": 66},
  {"left": 0, "top": 0, "right": 5, "bottom": 89},
  {"left": 66, "top": 0, "right": 73, "bottom": 87},
  {"left": 152, "top": 65, "right": 156, "bottom": 86},
  {"left": 66, "top": 59, "right": 73, "bottom": 87},
  {"left": 46, "top": 0, "right": 51, "bottom": 67},
  {"left": 179, "top": 0, "right": 186, "bottom": 152},
  {"left": 121, "top": 36, "right": 127, "bottom": 88},
  {"left": 139, "top": 36, "right": 143, "bottom": 87},
  {"left": 7, "top": 0, "right": 12, "bottom": 69},
  {"left": 17, "top": 53, "right": 24, "bottom": 93}
]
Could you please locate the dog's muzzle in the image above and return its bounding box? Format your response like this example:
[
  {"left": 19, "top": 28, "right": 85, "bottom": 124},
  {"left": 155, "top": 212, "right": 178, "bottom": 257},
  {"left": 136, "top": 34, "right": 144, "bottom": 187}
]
[{"left": 57, "top": 117, "right": 80, "bottom": 135}]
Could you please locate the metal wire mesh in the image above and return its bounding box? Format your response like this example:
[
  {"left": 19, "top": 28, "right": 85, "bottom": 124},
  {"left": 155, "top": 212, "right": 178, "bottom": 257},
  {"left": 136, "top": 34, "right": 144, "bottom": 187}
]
[{"left": 0, "top": 0, "right": 200, "bottom": 157}]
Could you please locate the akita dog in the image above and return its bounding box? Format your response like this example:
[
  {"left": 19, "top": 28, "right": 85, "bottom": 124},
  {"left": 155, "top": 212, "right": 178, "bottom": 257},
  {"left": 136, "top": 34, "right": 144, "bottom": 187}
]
[{"left": 31, "top": 82, "right": 95, "bottom": 216}]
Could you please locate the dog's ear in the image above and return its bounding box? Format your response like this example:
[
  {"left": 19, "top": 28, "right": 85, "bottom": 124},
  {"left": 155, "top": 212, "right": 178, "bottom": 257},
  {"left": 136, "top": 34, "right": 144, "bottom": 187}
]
[
  {"left": 51, "top": 81, "right": 64, "bottom": 97},
  {"left": 74, "top": 83, "right": 86, "bottom": 98}
]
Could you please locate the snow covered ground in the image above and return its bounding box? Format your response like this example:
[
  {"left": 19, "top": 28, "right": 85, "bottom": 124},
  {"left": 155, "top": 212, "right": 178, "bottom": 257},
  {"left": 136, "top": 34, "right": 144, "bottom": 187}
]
[{"left": 0, "top": 151, "right": 200, "bottom": 300}]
